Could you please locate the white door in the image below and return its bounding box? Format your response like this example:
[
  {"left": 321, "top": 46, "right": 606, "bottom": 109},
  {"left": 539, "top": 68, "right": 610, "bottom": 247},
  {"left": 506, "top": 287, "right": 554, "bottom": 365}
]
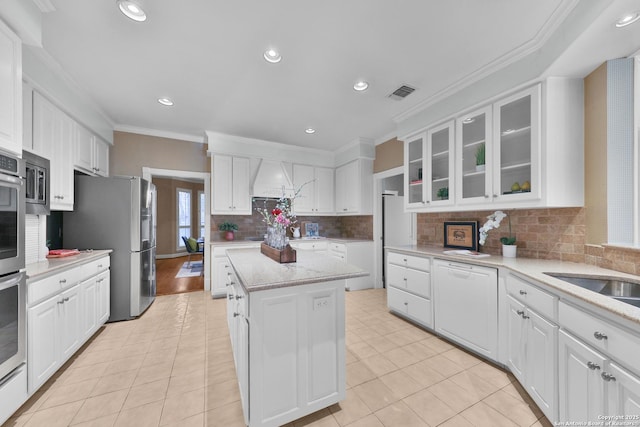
[{"left": 383, "top": 194, "right": 414, "bottom": 247}]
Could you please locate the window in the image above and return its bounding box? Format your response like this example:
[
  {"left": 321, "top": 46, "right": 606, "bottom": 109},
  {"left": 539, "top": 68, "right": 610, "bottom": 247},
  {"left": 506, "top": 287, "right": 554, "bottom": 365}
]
[
  {"left": 198, "top": 190, "right": 205, "bottom": 239},
  {"left": 177, "top": 188, "right": 191, "bottom": 249}
]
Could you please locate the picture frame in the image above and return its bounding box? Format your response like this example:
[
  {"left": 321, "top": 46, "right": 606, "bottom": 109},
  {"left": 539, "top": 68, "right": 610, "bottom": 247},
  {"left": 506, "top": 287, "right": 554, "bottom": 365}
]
[
  {"left": 443, "top": 221, "right": 479, "bottom": 251},
  {"left": 304, "top": 222, "right": 319, "bottom": 237}
]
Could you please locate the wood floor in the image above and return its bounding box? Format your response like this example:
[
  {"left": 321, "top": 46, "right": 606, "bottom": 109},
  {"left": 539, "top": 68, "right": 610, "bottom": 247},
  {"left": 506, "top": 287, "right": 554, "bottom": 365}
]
[{"left": 155, "top": 255, "right": 204, "bottom": 296}]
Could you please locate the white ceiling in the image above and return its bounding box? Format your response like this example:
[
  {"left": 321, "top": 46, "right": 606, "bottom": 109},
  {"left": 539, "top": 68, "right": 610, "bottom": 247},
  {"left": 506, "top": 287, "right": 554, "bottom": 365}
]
[{"left": 36, "top": 0, "right": 640, "bottom": 150}]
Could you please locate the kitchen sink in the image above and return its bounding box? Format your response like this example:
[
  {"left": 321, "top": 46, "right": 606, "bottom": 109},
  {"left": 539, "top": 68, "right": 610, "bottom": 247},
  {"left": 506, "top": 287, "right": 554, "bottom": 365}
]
[{"left": 544, "top": 273, "right": 640, "bottom": 308}]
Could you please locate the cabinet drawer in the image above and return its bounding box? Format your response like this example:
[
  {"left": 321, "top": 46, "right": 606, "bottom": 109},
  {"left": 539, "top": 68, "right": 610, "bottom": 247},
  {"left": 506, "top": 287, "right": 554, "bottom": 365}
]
[
  {"left": 328, "top": 243, "right": 346, "bottom": 254},
  {"left": 82, "top": 256, "right": 110, "bottom": 279},
  {"left": 507, "top": 274, "right": 557, "bottom": 321},
  {"left": 387, "top": 252, "right": 430, "bottom": 272},
  {"left": 387, "top": 287, "right": 432, "bottom": 328},
  {"left": 559, "top": 301, "right": 640, "bottom": 374},
  {"left": 387, "top": 264, "right": 430, "bottom": 298},
  {"left": 291, "top": 241, "right": 328, "bottom": 251},
  {"left": 28, "top": 268, "right": 81, "bottom": 306}
]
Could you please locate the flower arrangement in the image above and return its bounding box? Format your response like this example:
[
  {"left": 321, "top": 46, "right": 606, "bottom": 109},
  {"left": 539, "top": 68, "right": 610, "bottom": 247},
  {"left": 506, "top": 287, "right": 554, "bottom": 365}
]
[
  {"left": 479, "top": 210, "right": 515, "bottom": 246},
  {"left": 256, "top": 184, "right": 310, "bottom": 250}
]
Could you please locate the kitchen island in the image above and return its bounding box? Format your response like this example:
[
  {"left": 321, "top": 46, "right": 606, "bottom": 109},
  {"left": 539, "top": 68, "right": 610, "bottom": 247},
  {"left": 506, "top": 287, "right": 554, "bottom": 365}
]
[{"left": 225, "top": 248, "right": 367, "bottom": 427}]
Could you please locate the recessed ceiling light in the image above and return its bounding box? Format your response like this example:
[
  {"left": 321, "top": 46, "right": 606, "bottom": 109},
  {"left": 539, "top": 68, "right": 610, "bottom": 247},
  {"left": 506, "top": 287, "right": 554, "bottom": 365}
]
[
  {"left": 305, "top": 128, "right": 316, "bottom": 134},
  {"left": 117, "top": 0, "right": 147, "bottom": 22},
  {"left": 158, "top": 97, "right": 174, "bottom": 106},
  {"left": 615, "top": 11, "right": 640, "bottom": 27},
  {"left": 263, "top": 49, "right": 282, "bottom": 63},
  {"left": 462, "top": 117, "right": 475, "bottom": 124},
  {"left": 353, "top": 81, "right": 369, "bottom": 91}
]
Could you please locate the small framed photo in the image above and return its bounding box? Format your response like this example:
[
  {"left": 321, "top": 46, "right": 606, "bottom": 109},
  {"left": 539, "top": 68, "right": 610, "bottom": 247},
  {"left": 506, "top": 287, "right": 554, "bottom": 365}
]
[
  {"left": 443, "top": 221, "right": 479, "bottom": 251},
  {"left": 305, "top": 222, "right": 319, "bottom": 237}
]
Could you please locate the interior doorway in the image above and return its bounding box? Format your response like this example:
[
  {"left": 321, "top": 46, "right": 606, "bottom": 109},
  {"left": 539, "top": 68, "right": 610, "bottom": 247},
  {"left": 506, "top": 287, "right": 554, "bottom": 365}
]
[
  {"left": 373, "top": 167, "right": 416, "bottom": 288},
  {"left": 143, "top": 167, "right": 211, "bottom": 291}
]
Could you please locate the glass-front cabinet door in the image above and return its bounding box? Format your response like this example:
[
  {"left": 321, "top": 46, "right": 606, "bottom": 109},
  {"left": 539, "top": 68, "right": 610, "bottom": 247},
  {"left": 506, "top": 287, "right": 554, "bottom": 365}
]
[
  {"left": 405, "top": 133, "right": 426, "bottom": 208},
  {"left": 493, "top": 85, "right": 540, "bottom": 202},
  {"left": 427, "top": 120, "right": 454, "bottom": 206},
  {"left": 456, "top": 106, "right": 492, "bottom": 205}
]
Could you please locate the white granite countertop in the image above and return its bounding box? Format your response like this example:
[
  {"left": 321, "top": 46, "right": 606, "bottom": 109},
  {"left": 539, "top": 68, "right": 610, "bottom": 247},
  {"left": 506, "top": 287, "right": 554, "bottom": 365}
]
[
  {"left": 26, "top": 249, "right": 113, "bottom": 280},
  {"left": 386, "top": 244, "right": 640, "bottom": 325},
  {"left": 226, "top": 248, "right": 368, "bottom": 292}
]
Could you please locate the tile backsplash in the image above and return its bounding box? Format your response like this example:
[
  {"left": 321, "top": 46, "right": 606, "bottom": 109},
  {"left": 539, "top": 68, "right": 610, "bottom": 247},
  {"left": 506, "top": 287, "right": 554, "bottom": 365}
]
[
  {"left": 416, "top": 207, "right": 640, "bottom": 276},
  {"left": 211, "top": 199, "right": 373, "bottom": 241}
]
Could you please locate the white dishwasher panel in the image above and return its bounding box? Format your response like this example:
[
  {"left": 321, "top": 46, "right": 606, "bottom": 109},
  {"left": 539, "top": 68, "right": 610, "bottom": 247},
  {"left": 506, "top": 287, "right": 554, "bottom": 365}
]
[{"left": 433, "top": 259, "right": 498, "bottom": 360}]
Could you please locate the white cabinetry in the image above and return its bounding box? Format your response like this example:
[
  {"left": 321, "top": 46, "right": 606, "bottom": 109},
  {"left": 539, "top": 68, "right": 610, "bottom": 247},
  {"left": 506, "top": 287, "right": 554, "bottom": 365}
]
[
  {"left": 433, "top": 259, "right": 498, "bottom": 360},
  {"left": 505, "top": 274, "right": 558, "bottom": 421},
  {"left": 558, "top": 301, "right": 640, "bottom": 422},
  {"left": 386, "top": 251, "right": 432, "bottom": 328},
  {"left": 0, "top": 20, "right": 22, "bottom": 156},
  {"left": 405, "top": 121, "right": 455, "bottom": 209},
  {"left": 27, "top": 255, "right": 111, "bottom": 393},
  {"left": 211, "top": 243, "right": 260, "bottom": 298},
  {"left": 402, "top": 79, "right": 582, "bottom": 212},
  {"left": 335, "top": 159, "right": 373, "bottom": 215},
  {"left": 292, "top": 164, "right": 334, "bottom": 215},
  {"left": 328, "top": 241, "right": 374, "bottom": 290},
  {"left": 75, "top": 124, "right": 109, "bottom": 177},
  {"left": 32, "top": 92, "right": 74, "bottom": 210},
  {"left": 211, "top": 155, "right": 251, "bottom": 215},
  {"left": 289, "top": 239, "right": 328, "bottom": 253},
  {"left": 228, "top": 279, "right": 346, "bottom": 427}
]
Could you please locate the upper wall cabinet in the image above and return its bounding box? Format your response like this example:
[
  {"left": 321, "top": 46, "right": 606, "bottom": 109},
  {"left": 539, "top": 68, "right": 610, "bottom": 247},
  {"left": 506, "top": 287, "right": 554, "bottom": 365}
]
[
  {"left": 0, "top": 20, "right": 22, "bottom": 156},
  {"left": 74, "top": 124, "right": 109, "bottom": 177},
  {"left": 211, "top": 154, "right": 251, "bottom": 215},
  {"left": 405, "top": 120, "right": 455, "bottom": 209},
  {"left": 335, "top": 159, "right": 373, "bottom": 215},
  {"left": 33, "top": 92, "right": 74, "bottom": 210},
  {"left": 292, "top": 164, "right": 335, "bottom": 215},
  {"left": 403, "top": 79, "right": 583, "bottom": 212}
]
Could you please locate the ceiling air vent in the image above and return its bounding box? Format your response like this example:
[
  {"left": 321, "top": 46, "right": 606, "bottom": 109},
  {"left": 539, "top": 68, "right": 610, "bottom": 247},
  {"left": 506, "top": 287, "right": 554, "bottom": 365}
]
[{"left": 388, "top": 85, "right": 416, "bottom": 100}]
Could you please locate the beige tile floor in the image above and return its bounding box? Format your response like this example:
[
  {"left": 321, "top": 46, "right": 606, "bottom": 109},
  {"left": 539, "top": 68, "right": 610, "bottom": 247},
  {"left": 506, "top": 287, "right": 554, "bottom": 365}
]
[{"left": 3, "top": 289, "right": 551, "bottom": 427}]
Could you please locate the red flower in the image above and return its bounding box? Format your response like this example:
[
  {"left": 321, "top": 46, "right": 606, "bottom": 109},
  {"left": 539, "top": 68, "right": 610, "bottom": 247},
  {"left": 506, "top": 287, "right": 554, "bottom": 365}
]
[{"left": 271, "top": 208, "right": 282, "bottom": 216}]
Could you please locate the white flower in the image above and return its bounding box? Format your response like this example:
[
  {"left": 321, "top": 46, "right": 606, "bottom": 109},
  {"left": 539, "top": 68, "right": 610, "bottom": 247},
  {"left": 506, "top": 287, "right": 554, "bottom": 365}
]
[{"left": 479, "top": 210, "right": 507, "bottom": 246}]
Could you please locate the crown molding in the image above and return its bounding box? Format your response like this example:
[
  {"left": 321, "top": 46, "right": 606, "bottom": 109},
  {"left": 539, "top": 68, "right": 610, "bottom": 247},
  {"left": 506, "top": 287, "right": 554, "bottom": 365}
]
[
  {"left": 115, "top": 125, "right": 205, "bottom": 144},
  {"left": 392, "top": 0, "right": 580, "bottom": 124}
]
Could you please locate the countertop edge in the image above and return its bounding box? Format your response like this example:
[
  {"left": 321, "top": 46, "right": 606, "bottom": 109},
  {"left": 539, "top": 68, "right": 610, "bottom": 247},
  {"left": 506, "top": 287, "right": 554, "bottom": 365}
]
[{"left": 26, "top": 249, "right": 113, "bottom": 280}]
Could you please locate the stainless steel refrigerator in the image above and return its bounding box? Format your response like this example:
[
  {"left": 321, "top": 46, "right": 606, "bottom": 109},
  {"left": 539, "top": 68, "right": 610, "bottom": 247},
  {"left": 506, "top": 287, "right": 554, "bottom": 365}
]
[{"left": 64, "top": 176, "right": 156, "bottom": 321}]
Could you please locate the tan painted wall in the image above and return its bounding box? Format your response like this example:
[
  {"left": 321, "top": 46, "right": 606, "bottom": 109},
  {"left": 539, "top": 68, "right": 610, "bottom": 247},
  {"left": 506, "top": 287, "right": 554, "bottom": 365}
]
[
  {"left": 373, "top": 138, "right": 403, "bottom": 173},
  {"left": 584, "top": 63, "right": 608, "bottom": 245},
  {"left": 111, "top": 131, "right": 209, "bottom": 177},
  {"left": 154, "top": 177, "right": 204, "bottom": 256}
]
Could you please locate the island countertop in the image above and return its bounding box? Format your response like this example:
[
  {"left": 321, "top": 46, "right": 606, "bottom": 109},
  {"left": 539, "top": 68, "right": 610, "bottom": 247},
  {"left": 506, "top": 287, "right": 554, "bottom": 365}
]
[{"left": 226, "top": 248, "right": 368, "bottom": 292}]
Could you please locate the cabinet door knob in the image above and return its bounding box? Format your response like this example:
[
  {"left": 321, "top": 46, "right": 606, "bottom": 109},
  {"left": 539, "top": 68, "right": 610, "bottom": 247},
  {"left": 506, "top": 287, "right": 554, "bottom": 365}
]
[
  {"left": 519, "top": 290, "right": 527, "bottom": 295},
  {"left": 484, "top": 194, "right": 489, "bottom": 198},
  {"left": 235, "top": 295, "right": 243, "bottom": 300},
  {"left": 601, "top": 372, "right": 616, "bottom": 382},
  {"left": 233, "top": 312, "right": 240, "bottom": 317},
  {"left": 594, "top": 331, "right": 608, "bottom": 340},
  {"left": 227, "top": 294, "right": 233, "bottom": 300},
  {"left": 404, "top": 302, "right": 408, "bottom": 306},
  {"left": 587, "top": 361, "right": 600, "bottom": 370},
  {"left": 516, "top": 310, "right": 525, "bottom": 317}
]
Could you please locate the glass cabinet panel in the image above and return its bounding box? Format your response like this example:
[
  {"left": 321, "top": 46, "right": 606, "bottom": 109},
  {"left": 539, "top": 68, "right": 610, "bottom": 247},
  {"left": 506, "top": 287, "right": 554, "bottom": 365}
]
[
  {"left": 428, "top": 120, "right": 454, "bottom": 205},
  {"left": 457, "top": 106, "right": 491, "bottom": 204},
  {"left": 406, "top": 134, "right": 426, "bottom": 206},
  {"left": 494, "top": 86, "right": 540, "bottom": 201}
]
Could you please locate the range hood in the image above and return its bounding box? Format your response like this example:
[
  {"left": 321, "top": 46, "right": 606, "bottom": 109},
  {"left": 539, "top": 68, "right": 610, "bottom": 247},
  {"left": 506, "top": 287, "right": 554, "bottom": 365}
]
[{"left": 251, "top": 159, "right": 294, "bottom": 198}]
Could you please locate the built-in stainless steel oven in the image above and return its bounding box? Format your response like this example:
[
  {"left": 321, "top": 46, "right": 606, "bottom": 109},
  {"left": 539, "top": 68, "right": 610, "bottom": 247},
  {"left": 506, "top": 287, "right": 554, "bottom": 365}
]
[
  {"left": 0, "top": 271, "right": 26, "bottom": 381},
  {"left": 23, "top": 150, "right": 49, "bottom": 216},
  {"left": 0, "top": 152, "right": 25, "bottom": 275}
]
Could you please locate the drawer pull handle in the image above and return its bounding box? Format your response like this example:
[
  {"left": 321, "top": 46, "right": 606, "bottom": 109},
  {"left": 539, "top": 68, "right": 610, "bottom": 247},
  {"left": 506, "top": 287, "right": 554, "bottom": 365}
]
[
  {"left": 601, "top": 372, "right": 616, "bottom": 382},
  {"left": 403, "top": 258, "right": 407, "bottom": 262},
  {"left": 587, "top": 361, "right": 600, "bottom": 370},
  {"left": 594, "top": 331, "right": 608, "bottom": 340},
  {"left": 60, "top": 279, "right": 67, "bottom": 284},
  {"left": 516, "top": 310, "right": 525, "bottom": 316},
  {"left": 227, "top": 294, "right": 233, "bottom": 300},
  {"left": 98, "top": 264, "right": 103, "bottom": 268},
  {"left": 57, "top": 299, "right": 64, "bottom": 304},
  {"left": 235, "top": 295, "right": 244, "bottom": 300},
  {"left": 233, "top": 312, "right": 240, "bottom": 317},
  {"left": 519, "top": 290, "right": 527, "bottom": 295},
  {"left": 64, "top": 297, "right": 69, "bottom": 302},
  {"left": 404, "top": 302, "right": 408, "bottom": 306}
]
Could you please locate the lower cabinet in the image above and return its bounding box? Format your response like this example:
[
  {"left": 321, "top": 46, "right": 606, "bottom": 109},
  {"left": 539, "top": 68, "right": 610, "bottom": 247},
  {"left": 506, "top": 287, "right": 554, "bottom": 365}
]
[
  {"left": 228, "top": 279, "right": 346, "bottom": 427},
  {"left": 386, "top": 250, "right": 432, "bottom": 328},
  {"left": 211, "top": 243, "right": 260, "bottom": 298},
  {"left": 328, "top": 241, "right": 374, "bottom": 290},
  {"left": 27, "top": 255, "right": 110, "bottom": 393},
  {"left": 558, "top": 301, "right": 640, "bottom": 421}
]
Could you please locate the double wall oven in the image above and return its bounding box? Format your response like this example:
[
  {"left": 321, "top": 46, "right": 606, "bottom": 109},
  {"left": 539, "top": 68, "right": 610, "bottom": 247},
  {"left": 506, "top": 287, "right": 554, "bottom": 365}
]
[{"left": 0, "top": 151, "right": 26, "bottom": 382}]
